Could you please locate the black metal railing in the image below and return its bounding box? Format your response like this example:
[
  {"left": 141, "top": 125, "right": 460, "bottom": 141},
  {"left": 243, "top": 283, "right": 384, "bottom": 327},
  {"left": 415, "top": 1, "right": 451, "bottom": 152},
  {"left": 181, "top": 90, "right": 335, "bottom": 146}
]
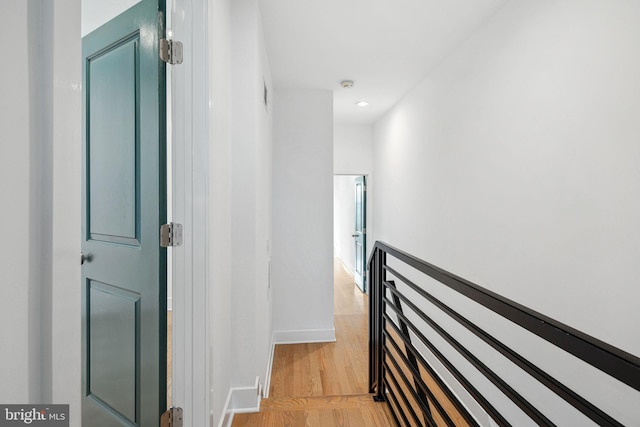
[{"left": 368, "top": 241, "right": 640, "bottom": 427}]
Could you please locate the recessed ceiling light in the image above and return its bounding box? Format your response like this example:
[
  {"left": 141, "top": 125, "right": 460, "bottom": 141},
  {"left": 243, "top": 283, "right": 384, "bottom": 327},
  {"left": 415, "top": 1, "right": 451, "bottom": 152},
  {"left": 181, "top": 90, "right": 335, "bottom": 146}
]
[
  {"left": 341, "top": 80, "right": 354, "bottom": 88},
  {"left": 355, "top": 101, "right": 369, "bottom": 107}
]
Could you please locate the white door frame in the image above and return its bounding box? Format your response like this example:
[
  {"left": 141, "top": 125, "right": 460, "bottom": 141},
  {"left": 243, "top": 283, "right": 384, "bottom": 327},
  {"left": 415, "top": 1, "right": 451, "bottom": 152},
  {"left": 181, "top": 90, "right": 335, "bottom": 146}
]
[
  {"left": 170, "top": 0, "right": 210, "bottom": 425},
  {"left": 46, "top": 0, "right": 208, "bottom": 423}
]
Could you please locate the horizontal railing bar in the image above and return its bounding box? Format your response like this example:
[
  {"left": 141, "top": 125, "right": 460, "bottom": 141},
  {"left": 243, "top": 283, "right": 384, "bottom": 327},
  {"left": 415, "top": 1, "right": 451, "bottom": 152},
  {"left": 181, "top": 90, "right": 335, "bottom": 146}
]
[
  {"left": 384, "top": 290, "right": 555, "bottom": 426},
  {"left": 384, "top": 312, "right": 511, "bottom": 426},
  {"left": 384, "top": 359, "right": 433, "bottom": 427},
  {"left": 385, "top": 264, "right": 624, "bottom": 427},
  {"left": 385, "top": 329, "right": 465, "bottom": 427},
  {"left": 374, "top": 242, "right": 640, "bottom": 391}
]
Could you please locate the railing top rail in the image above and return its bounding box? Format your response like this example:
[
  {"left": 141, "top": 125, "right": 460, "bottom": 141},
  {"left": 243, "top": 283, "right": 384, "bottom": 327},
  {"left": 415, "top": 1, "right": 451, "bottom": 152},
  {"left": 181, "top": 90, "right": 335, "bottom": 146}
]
[{"left": 370, "top": 241, "right": 640, "bottom": 391}]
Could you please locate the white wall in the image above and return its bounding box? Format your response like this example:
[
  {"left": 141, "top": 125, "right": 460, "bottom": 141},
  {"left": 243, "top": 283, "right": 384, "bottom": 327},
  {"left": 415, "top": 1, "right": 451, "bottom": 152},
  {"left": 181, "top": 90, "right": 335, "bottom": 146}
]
[
  {"left": 230, "top": 0, "right": 274, "bottom": 392},
  {"left": 0, "top": 0, "right": 37, "bottom": 403},
  {"left": 334, "top": 176, "right": 357, "bottom": 272},
  {"left": 334, "top": 124, "right": 374, "bottom": 175},
  {"left": 272, "top": 89, "right": 335, "bottom": 343},
  {"left": 0, "top": 0, "right": 81, "bottom": 422},
  {"left": 374, "top": 0, "right": 640, "bottom": 424},
  {"left": 81, "top": 0, "right": 141, "bottom": 36}
]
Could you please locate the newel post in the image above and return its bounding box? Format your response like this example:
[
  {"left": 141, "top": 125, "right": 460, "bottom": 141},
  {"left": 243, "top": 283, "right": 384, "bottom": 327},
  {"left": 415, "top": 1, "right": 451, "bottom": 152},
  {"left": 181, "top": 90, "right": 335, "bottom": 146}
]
[{"left": 369, "top": 246, "right": 386, "bottom": 402}]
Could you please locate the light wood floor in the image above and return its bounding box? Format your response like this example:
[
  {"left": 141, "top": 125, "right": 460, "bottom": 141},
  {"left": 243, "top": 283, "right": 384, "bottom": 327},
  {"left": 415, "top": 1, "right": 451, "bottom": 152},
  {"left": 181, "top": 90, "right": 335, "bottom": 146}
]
[
  {"left": 233, "top": 259, "right": 394, "bottom": 426},
  {"left": 232, "top": 394, "right": 394, "bottom": 426},
  {"left": 268, "top": 260, "right": 370, "bottom": 398}
]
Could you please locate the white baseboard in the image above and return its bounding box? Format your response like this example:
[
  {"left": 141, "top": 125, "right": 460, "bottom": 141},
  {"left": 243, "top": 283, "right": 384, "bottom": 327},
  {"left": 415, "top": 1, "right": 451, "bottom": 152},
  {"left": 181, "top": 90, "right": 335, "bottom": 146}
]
[
  {"left": 216, "top": 377, "right": 261, "bottom": 427},
  {"left": 217, "top": 390, "right": 234, "bottom": 427},
  {"left": 272, "top": 328, "right": 336, "bottom": 344},
  {"left": 216, "top": 329, "right": 336, "bottom": 426},
  {"left": 167, "top": 296, "right": 173, "bottom": 311},
  {"left": 232, "top": 376, "right": 261, "bottom": 413}
]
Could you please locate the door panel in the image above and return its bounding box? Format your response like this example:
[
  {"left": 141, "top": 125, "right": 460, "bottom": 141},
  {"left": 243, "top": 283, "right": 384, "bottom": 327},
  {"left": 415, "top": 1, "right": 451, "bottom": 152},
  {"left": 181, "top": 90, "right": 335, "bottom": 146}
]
[
  {"left": 88, "top": 36, "right": 139, "bottom": 244},
  {"left": 82, "top": 1, "right": 166, "bottom": 425},
  {"left": 88, "top": 281, "right": 140, "bottom": 422},
  {"left": 354, "top": 176, "right": 366, "bottom": 292}
]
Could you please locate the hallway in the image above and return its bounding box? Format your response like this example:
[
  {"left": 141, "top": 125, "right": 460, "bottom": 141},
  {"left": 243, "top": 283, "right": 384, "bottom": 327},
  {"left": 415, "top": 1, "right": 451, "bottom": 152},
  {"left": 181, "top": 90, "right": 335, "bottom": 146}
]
[{"left": 232, "top": 259, "right": 394, "bottom": 425}]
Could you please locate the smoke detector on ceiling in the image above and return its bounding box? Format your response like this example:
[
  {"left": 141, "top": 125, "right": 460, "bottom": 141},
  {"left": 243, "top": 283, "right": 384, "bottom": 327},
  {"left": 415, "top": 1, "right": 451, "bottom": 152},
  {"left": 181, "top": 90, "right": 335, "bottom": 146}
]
[{"left": 340, "top": 80, "right": 354, "bottom": 89}]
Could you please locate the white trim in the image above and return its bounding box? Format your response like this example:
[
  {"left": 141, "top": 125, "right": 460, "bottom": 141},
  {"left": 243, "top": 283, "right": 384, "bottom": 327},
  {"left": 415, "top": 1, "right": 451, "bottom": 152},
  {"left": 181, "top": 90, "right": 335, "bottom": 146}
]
[
  {"left": 272, "top": 328, "right": 337, "bottom": 344},
  {"left": 171, "top": 1, "right": 210, "bottom": 426},
  {"left": 262, "top": 338, "right": 276, "bottom": 398},
  {"left": 216, "top": 377, "right": 261, "bottom": 427},
  {"left": 231, "top": 377, "right": 261, "bottom": 413},
  {"left": 216, "top": 390, "right": 234, "bottom": 427},
  {"left": 50, "top": 2, "right": 82, "bottom": 421},
  {"left": 167, "top": 296, "right": 173, "bottom": 311}
]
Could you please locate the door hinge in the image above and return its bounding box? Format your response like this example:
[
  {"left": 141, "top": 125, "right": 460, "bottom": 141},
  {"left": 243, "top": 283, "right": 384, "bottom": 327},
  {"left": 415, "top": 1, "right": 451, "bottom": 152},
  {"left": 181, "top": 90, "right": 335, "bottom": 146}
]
[
  {"left": 160, "top": 39, "right": 183, "bottom": 64},
  {"left": 161, "top": 407, "right": 183, "bottom": 427},
  {"left": 160, "top": 223, "right": 183, "bottom": 247}
]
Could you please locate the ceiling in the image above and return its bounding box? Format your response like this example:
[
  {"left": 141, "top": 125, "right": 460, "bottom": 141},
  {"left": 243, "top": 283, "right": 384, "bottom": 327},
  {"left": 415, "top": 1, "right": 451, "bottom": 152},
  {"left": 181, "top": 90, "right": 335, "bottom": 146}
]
[{"left": 260, "top": 0, "right": 507, "bottom": 125}]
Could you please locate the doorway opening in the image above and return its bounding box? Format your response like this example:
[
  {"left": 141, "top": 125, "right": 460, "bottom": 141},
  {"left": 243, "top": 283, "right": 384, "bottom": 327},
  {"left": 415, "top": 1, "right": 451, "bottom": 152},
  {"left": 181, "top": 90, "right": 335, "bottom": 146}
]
[
  {"left": 81, "top": 1, "right": 173, "bottom": 423},
  {"left": 333, "top": 175, "right": 367, "bottom": 293}
]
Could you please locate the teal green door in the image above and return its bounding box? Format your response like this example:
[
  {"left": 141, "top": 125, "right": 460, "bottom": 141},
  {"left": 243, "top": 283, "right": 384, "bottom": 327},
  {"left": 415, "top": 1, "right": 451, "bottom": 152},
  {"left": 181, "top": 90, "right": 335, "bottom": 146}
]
[
  {"left": 81, "top": 1, "right": 166, "bottom": 425},
  {"left": 354, "top": 176, "right": 367, "bottom": 292}
]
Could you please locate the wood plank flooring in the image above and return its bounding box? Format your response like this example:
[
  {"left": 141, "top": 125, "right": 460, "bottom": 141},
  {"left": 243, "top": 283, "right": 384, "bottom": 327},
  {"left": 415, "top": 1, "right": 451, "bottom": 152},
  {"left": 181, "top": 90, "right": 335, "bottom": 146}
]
[
  {"left": 233, "top": 259, "right": 394, "bottom": 426},
  {"left": 232, "top": 394, "right": 394, "bottom": 427},
  {"left": 268, "top": 261, "right": 369, "bottom": 398}
]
